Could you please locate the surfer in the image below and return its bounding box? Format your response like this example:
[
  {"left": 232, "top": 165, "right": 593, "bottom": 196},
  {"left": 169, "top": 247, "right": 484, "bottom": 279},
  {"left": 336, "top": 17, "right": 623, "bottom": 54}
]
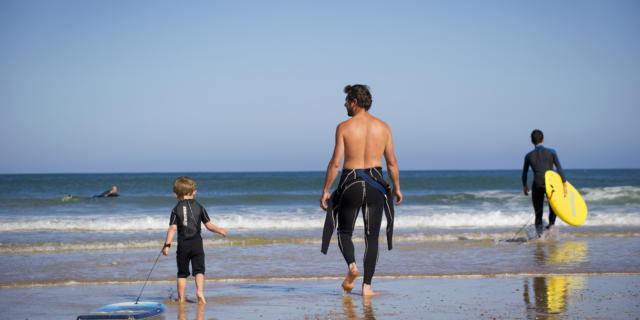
[
  {"left": 93, "top": 186, "right": 119, "bottom": 198},
  {"left": 320, "top": 84, "right": 402, "bottom": 296},
  {"left": 522, "top": 129, "right": 567, "bottom": 237},
  {"left": 162, "top": 176, "right": 226, "bottom": 304}
]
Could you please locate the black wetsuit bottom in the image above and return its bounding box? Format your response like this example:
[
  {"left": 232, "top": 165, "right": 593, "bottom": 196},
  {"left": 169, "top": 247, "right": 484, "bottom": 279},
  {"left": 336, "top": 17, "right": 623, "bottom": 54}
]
[
  {"left": 336, "top": 175, "right": 385, "bottom": 285},
  {"left": 532, "top": 185, "right": 556, "bottom": 236},
  {"left": 176, "top": 238, "right": 205, "bottom": 278}
]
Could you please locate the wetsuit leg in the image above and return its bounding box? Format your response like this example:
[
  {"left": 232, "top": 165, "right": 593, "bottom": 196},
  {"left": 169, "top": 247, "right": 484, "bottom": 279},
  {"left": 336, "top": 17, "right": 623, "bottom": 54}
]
[
  {"left": 176, "top": 245, "right": 191, "bottom": 278},
  {"left": 336, "top": 181, "right": 365, "bottom": 266},
  {"left": 362, "top": 184, "right": 384, "bottom": 285},
  {"left": 191, "top": 242, "right": 206, "bottom": 276},
  {"left": 531, "top": 186, "right": 545, "bottom": 236},
  {"left": 548, "top": 203, "right": 556, "bottom": 227}
]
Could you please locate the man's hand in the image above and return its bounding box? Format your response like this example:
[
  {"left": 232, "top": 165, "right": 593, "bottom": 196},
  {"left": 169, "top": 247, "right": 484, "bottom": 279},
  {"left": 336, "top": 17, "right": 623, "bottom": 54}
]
[
  {"left": 523, "top": 185, "right": 529, "bottom": 196},
  {"left": 320, "top": 191, "right": 331, "bottom": 211},
  {"left": 218, "top": 228, "right": 227, "bottom": 238},
  {"left": 162, "top": 246, "right": 169, "bottom": 256},
  {"left": 393, "top": 188, "right": 403, "bottom": 205}
]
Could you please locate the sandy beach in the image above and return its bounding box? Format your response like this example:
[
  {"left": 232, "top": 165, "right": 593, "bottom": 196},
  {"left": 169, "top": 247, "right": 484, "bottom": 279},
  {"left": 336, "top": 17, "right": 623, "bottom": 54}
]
[{"left": 1, "top": 274, "right": 638, "bottom": 319}]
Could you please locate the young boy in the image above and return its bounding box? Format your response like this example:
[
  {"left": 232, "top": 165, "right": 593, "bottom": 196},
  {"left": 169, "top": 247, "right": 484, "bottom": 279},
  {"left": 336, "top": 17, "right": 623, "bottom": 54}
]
[{"left": 162, "top": 176, "right": 226, "bottom": 304}]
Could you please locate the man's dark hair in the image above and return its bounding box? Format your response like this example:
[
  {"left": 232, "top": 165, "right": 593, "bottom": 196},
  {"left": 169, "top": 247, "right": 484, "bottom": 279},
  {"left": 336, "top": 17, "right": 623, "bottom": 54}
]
[
  {"left": 344, "top": 84, "right": 372, "bottom": 111},
  {"left": 531, "top": 129, "right": 544, "bottom": 145}
]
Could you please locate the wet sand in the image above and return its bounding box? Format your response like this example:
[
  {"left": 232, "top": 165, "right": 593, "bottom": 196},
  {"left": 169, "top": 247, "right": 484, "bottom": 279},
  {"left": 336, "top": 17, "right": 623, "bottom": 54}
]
[{"left": 1, "top": 275, "right": 639, "bottom": 319}]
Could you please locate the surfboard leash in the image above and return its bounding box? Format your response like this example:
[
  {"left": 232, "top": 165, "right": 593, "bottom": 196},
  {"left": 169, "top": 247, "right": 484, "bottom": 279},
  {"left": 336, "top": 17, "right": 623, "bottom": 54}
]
[
  {"left": 135, "top": 248, "right": 164, "bottom": 304},
  {"left": 510, "top": 216, "right": 533, "bottom": 241}
]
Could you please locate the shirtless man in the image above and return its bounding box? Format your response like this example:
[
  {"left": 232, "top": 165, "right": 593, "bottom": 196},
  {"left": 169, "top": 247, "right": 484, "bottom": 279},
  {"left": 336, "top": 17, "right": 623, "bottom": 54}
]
[{"left": 320, "top": 84, "right": 402, "bottom": 296}]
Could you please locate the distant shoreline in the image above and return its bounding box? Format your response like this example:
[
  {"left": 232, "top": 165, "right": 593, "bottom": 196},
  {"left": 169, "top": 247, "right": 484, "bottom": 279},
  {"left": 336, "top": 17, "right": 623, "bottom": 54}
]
[{"left": 2, "top": 168, "right": 639, "bottom": 176}]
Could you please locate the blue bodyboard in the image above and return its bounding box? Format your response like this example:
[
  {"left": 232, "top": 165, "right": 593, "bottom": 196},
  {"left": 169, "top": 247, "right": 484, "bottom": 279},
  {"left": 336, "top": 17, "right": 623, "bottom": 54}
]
[{"left": 77, "top": 301, "right": 165, "bottom": 319}]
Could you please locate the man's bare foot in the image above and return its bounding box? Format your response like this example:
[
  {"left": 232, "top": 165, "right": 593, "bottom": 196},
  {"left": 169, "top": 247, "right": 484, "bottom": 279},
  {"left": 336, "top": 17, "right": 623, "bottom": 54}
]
[
  {"left": 361, "top": 284, "right": 377, "bottom": 296},
  {"left": 341, "top": 263, "right": 358, "bottom": 294},
  {"left": 197, "top": 294, "right": 206, "bottom": 305}
]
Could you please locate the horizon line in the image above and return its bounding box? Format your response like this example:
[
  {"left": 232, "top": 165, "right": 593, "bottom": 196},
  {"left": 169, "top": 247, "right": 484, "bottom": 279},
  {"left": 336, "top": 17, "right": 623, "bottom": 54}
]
[{"left": 1, "top": 167, "right": 638, "bottom": 175}]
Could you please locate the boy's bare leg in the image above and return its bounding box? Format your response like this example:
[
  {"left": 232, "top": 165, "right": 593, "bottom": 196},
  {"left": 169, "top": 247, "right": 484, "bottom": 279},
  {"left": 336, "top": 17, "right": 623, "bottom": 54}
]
[
  {"left": 177, "top": 302, "right": 187, "bottom": 320},
  {"left": 361, "top": 283, "right": 377, "bottom": 296},
  {"left": 195, "top": 273, "right": 206, "bottom": 304},
  {"left": 197, "top": 303, "right": 205, "bottom": 319},
  {"left": 177, "top": 278, "right": 187, "bottom": 302},
  {"left": 341, "top": 262, "right": 358, "bottom": 294}
]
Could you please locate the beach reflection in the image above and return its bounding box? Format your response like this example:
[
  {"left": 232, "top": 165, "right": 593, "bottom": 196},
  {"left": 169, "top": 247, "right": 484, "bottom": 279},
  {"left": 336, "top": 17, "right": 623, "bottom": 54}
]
[
  {"left": 525, "top": 241, "right": 587, "bottom": 319},
  {"left": 342, "top": 296, "right": 376, "bottom": 320},
  {"left": 177, "top": 303, "right": 205, "bottom": 320},
  {"left": 534, "top": 240, "right": 588, "bottom": 269}
]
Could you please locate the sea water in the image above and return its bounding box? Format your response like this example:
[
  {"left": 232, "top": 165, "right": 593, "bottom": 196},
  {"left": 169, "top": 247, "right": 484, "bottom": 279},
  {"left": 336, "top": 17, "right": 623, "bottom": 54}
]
[{"left": 0, "top": 170, "right": 639, "bottom": 287}]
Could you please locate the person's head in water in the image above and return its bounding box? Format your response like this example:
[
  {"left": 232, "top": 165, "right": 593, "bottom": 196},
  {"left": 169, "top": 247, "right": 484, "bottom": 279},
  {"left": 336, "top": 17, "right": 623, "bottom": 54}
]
[
  {"left": 531, "top": 129, "right": 544, "bottom": 145},
  {"left": 173, "top": 176, "right": 196, "bottom": 199},
  {"left": 111, "top": 186, "right": 118, "bottom": 193},
  {"left": 344, "top": 84, "right": 372, "bottom": 116}
]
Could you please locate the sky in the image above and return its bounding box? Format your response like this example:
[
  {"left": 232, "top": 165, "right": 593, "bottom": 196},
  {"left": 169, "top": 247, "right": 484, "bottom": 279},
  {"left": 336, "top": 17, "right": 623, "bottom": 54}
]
[{"left": 1, "top": 1, "right": 639, "bottom": 173}]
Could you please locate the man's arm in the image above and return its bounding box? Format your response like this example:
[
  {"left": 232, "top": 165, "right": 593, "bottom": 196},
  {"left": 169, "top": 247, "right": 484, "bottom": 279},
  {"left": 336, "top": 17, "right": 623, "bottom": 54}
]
[
  {"left": 204, "top": 221, "right": 226, "bottom": 237},
  {"left": 320, "top": 124, "right": 345, "bottom": 210},
  {"left": 522, "top": 155, "right": 530, "bottom": 196},
  {"left": 162, "top": 224, "right": 177, "bottom": 256},
  {"left": 552, "top": 150, "right": 568, "bottom": 196},
  {"left": 383, "top": 130, "right": 402, "bottom": 205}
]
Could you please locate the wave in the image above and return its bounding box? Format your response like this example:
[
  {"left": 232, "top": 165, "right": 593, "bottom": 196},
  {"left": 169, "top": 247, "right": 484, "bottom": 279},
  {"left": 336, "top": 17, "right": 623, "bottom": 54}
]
[
  {"left": 580, "top": 186, "right": 640, "bottom": 203},
  {"left": 2, "top": 186, "right": 637, "bottom": 214},
  {"left": 1, "top": 207, "right": 639, "bottom": 233}
]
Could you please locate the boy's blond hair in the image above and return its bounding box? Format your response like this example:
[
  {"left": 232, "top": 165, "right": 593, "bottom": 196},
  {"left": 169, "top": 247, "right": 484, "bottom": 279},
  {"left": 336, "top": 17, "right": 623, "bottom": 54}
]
[{"left": 173, "top": 176, "right": 196, "bottom": 198}]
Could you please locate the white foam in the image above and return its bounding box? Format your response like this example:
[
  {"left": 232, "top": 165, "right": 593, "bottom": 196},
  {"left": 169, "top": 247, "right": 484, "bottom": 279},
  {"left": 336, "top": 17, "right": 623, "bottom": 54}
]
[{"left": 1, "top": 205, "right": 639, "bottom": 233}]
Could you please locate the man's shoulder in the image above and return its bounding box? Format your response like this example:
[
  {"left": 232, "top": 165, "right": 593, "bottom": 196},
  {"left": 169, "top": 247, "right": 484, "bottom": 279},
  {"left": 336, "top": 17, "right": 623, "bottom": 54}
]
[
  {"left": 540, "top": 146, "right": 559, "bottom": 156},
  {"left": 338, "top": 114, "right": 390, "bottom": 134},
  {"left": 372, "top": 115, "right": 390, "bottom": 130}
]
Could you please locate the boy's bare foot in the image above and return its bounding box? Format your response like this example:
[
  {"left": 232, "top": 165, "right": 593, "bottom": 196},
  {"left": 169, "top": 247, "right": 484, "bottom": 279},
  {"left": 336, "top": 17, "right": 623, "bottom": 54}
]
[
  {"left": 341, "top": 263, "right": 358, "bottom": 294},
  {"left": 197, "top": 294, "right": 206, "bottom": 305},
  {"left": 361, "top": 284, "right": 377, "bottom": 296}
]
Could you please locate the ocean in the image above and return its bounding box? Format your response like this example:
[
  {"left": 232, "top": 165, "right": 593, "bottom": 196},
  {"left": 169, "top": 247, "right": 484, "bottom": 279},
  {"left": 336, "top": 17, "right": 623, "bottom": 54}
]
[{"left": 1, "top": 169, "right": 639, "bottom": 289}]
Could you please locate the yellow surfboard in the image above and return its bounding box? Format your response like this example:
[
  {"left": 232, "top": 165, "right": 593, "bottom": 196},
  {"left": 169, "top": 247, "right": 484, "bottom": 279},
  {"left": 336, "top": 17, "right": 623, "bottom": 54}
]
[{"left": 544, "top": 170, "right": 587, "bottom": 226}]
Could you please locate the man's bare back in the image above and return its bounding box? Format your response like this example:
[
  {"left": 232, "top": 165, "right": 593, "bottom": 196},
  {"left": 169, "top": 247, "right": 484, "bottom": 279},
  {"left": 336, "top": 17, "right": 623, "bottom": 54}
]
[{"left": 339, "top": 112, "right": 390, "bottom": 169}]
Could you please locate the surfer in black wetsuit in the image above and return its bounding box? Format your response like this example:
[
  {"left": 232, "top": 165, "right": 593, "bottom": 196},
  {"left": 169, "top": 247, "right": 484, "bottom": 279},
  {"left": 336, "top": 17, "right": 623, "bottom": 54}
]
[
  {"left": 522, "top": 129, "right": 567, "bottom": 237},
  {"left": 320, "top": 84, "right": 402, "bottom": 296},
  {"left": 93, "top": 186, "right": 119, "bottom": 198}
]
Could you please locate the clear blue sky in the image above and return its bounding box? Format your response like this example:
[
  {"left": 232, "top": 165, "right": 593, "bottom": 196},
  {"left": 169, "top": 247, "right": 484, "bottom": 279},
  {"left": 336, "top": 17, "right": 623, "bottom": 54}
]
[{"left": 1, "top": 1, "right": 638, "bottom": 173}]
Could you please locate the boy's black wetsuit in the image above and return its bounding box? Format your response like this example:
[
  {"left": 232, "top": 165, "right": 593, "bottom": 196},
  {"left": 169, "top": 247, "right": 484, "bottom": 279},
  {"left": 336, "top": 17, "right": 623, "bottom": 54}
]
[
  {"left": 522, "top": 145, "right": 566, "bottom": 236},
  {"left": 169, "top": 199, "right": 211, "bottom": 278},
  {"left": 321, "top": 167, "right": 394, "bottom": 285}
]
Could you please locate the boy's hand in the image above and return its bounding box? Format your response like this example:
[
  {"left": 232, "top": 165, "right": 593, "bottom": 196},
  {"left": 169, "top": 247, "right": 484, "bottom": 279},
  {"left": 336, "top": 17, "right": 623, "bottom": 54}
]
[{"left": 162, "top": 246, "right": 169, "bottom": 256}]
